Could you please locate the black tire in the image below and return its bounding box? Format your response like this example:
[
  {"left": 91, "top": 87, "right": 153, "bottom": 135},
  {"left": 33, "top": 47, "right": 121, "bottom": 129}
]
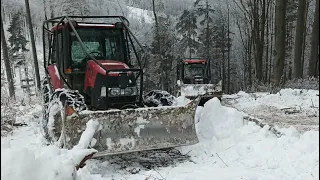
[
  {"left": 42, "top": 89, "right": 86, "bottom": 148},
  {"left": 41, "top": 79, "right": 52, "bottom": 142},
  {"left": 143, "top": 90, "right": 176, "bottom": 107},
  {"left": 46, "top": 99, "right": 68, "bottom": 148}
]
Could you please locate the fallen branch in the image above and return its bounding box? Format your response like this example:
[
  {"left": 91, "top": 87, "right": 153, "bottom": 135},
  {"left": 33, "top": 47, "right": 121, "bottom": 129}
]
[
  {"left": 12, "top": 123, "right": 28, "bottom": 126},
  {"left": 216, "top": 153, "right": 228, "bottom": 167},
  {"left": 243, "top": 116, "right": 284, "bottom": 138}
]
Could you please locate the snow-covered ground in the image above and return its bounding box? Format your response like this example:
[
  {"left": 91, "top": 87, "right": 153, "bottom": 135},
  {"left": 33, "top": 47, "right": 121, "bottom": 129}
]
[
  {"left": 223, "top": 89, "right": 319, "bottom": 132},
  {"left": 1, "top": 89, "right": 319, "bottom": 180}
]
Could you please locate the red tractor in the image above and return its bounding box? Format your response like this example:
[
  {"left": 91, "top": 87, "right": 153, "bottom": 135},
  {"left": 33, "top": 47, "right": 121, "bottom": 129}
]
[
  {"left": 41, "top": 16, "right": 199, "bottom": 156},
  {"left": 177, "top": 58, "right": 222, "bottom": 105}
]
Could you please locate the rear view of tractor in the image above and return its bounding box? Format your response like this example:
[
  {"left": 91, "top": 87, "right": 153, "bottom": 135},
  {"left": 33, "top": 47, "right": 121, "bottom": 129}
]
[
  {"left": 41, "top": 16, "right": 199, "bottom": 157},
  {"left": 177, "top": 58, "right": 222, "bottom": 106}
]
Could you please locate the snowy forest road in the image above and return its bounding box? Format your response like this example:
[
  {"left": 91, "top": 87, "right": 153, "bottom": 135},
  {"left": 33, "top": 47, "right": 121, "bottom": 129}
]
[
  {"left": 1, "top": 88, "right": 319, "bottom": 180},
  {"left": 222, "top": 89, "right": 319, "bottom": 133}
]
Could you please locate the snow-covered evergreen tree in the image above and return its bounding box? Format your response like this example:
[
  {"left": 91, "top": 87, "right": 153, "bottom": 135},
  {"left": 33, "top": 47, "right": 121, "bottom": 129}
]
[
  {"left": 7, "top": 11, "right": 28, "bottom": 54},
  {"left": 176, "top": 9, "right": 200, "bottom": 58},
  {"left": 193, "top": 0, "right": 215, "bottom": 59}
]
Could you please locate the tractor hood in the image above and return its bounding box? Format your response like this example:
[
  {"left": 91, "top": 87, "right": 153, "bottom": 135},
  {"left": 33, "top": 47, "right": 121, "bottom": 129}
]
[{"left": 87, "top": 60, "right": 130, "bottom": 76}]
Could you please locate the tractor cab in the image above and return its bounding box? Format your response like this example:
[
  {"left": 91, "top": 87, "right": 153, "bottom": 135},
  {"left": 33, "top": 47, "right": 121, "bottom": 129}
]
[
  {"left": 49, "top": 21, "right": 130, "bottom": 92},
  {"left": 43, "top": 16, "right": 143, "bottom": 109},
  {"left": 177, "top": 58, "right": 211, "bottom": 84}
]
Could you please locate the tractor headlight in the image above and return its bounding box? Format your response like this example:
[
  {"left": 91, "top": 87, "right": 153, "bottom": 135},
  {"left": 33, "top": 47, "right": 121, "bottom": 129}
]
[
  {"left": 107, "top": 87, "right": 138, "bottom": 97},
  {"left": 109, "top": 88, "right": 120, "bottom": 97},
  {"left": 101, "top": 86, "right": 107, "bottom": 97}
]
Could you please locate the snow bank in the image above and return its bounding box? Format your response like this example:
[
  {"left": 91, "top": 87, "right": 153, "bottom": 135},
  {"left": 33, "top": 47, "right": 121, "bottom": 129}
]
[
  {"left": 1, "top": 119, "right": 99, "bottom": 180},
  {"left": 1, "top": 145, "right": 96, "bottom": 180},
  {"left": 176, "top": 96, "right": 319, "bottom": 180},
  {"left": 233, "top": 88, "right": 319, "bottom": 110}
]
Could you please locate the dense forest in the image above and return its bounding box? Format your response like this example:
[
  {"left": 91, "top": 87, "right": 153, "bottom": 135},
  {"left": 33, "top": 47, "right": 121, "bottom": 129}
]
[{"left": 1, "top": 0, "right": 319, "bottom": 103}]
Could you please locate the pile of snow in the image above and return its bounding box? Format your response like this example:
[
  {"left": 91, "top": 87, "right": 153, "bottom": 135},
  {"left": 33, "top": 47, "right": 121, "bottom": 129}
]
[
  {"left": 176, "top": 97, "right": 319, "bottom": 180},
  {"left": 1, "top": 118, "right": 99, "bottom": 180},
  {"left": 196, "top": 98, "right": 244, "bottom": 141},
  {"left": 1, "top": 145, "right": 96, "bottom": 180}
]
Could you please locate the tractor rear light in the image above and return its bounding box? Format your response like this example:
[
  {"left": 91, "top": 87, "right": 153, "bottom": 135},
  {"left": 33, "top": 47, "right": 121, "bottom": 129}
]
[
  {"left": 101, "top": 86, "right": 107, "bottom": 97},
  {"left": 65, "top": 68, "right": 72, "bottom": 74}
]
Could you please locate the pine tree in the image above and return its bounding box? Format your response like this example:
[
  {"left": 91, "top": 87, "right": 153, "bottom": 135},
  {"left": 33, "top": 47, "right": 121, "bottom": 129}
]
[
  {"left": 194, "top": 0, "right": 215, "bottom": 63},
  {"left": 7, "top": 11, "right": 28, "bottom": 54},
  {"left": 150, "top": 15, "right": 178, "bottom": 92},
  {"left": 1, "top": 14, "right": 15, "bottom": 98},
  {"left": 176, "top": 9, "right": 200, "bottom": 58}
]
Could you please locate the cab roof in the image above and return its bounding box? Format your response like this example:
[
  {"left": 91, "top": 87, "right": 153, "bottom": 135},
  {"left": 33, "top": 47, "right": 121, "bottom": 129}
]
[
  {"left": 50, "top": 23, "right": 117, "bottom": 32},
  {"left": 183, "top": 59, "right": 207, "bottom": 64}
]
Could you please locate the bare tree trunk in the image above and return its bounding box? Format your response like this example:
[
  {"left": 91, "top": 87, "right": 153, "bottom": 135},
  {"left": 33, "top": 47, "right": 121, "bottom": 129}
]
[
  {"left": 258, "top": 0, "right": 267, "bottom": 82},
  {"left": 222, "top": 48, "right": 226, "bottom": 92},
  {"left": 269, "top": 5, "right": 274, "bottom": 83},
  {"left": 293, "top": 0, "right": 307, "bottom": 78},
  {"left": 248, "top": 33, "right": 253, "bottom": 86},
  {"left": 308, "top": 0, "right": 319, "bottom": 77},
  {"left": 25, "top": 0, "right": 41, "bottom": 91},
  {"left": 152, "top": 0, "right": 164, "bottom": 90},
  {"left": 264, "top": 0, "right": 271, "bottom": 83},
  {"left": 19, "top": 66, "right": 23, "bottom": 87},
  {"left": 23, "top": 59, "right": 31, "bottom": 103},
  {"left": 1, "top": 14, "right": 15, "bottom": 98},
  {"left": 272, "top": 0, "right": 287, "bottom": 85},
  {"left": 227, "top": 6, "right": 231, "bottom": 94},
  {"left": 301, "top": 1, "right": 309, "bottom": 75}
]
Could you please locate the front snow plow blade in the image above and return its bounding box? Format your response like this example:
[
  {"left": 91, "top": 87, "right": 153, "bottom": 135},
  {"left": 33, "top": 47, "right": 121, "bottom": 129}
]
[
  {"left": 64, "top": 98, "right": 200, "bottom": 156},
  {"left": 180, "top": 81, "right": 223, "bottom": 106}
]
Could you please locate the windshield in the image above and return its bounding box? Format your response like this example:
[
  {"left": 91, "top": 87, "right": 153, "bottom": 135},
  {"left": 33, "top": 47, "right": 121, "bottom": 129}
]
[
  {"left": 70, "top": 27, "right": 125, "bottom": 66},
  {"left": 184, "top": 64, "right": 205, "bottom": 78}
]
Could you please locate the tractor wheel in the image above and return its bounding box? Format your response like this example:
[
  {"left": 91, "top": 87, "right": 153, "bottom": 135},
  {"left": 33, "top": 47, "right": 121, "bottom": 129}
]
[
  {"left": 46, "top": 99, "right": 69, "bottom": 148},
  {"left": 143, "top": 90, "right": 176, "bottom": 107},
  {"left": 42, "top": 89, "right": 86, "bottom": 148},
  {"left": 41, "top": 79, "right": 52, "bottom": 141}
]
